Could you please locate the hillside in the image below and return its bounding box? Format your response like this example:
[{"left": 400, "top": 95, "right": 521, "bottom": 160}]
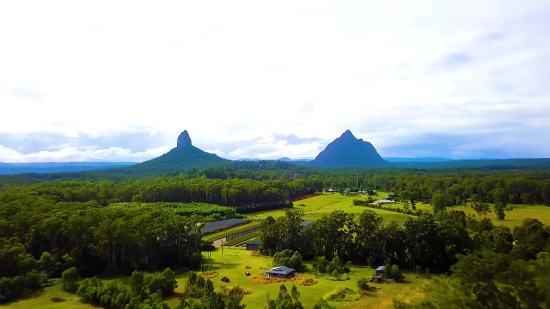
[{"left": 311, "top": 130, "right": 387, "bottom": 167}]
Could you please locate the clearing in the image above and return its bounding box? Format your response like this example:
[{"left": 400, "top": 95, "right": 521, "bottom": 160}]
[{"left": 246, "top": 193, "right": 414, "bottom": 225}]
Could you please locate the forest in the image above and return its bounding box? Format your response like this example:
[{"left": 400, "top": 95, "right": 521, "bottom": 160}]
[{"left": 2, "top": 164, "right": 550, "bottom": 308}]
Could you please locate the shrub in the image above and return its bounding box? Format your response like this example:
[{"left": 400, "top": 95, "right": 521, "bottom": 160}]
[{"left": 357, "top": 278, "right": 369, "bottom": 291}]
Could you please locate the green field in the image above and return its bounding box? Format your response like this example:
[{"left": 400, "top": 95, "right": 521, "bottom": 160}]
[
  {"left": 4, "top": 248, "right": 429, "bottom": 309},
  {"left": 165, "top": 248, "right": 429, "bottom": 309},
  {"left": 386, "top": 199, "right": 550, "bottom": 228},
  {"left": 247, "top": 193, "right": 414, "bottom": 225}
]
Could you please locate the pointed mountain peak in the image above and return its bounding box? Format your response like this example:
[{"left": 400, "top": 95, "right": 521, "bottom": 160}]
[
  {"left": 340, "top": 129, "right": 356, "bottom": 139},
  {"left": 177, "top": 130, "right": 192, "bottom": 148}
]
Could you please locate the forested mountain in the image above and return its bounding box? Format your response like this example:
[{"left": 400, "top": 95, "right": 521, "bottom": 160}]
[{"left": 311, "top": 130, "right": 387, "bottom": 167}]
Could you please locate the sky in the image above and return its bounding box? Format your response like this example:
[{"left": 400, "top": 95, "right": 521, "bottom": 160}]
[{"left": 1, "top": 0, "right": 550, "bottom": 162}]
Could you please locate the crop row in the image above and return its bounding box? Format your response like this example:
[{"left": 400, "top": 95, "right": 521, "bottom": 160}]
[
  {"left": 224, "top": 232, "right": 260, "bottom": 246},
  {"left": 203, "top": 221, "right": 262, "bottom": 242}
]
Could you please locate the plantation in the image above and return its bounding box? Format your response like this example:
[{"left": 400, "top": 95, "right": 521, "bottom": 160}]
[
  {"left": 113, "top": 202, "right": 241, "bottom": 220},
  {"left": 223, "top": 232, "right": 260, "bottom": 246},
  {"left": 203, "top": 221, "right": 262, "bottom": 242}
]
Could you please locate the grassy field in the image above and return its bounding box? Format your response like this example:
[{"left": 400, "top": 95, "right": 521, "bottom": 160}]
[
  {"left": 165, "top": 248, "right": 430, "bottom": 309},
  {"left": 387, "top": 199, "right": 550, "bottom": 228},
  {"left": 247, "top": 193, "right": 414, "bottom": 225},
  {"left": 1, "top": 287, "right": 95, "bottom": 309}
]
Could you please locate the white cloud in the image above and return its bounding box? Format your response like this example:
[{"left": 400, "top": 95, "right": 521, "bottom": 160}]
[{"left": 1, "top": 0, "right": 549, "bottom": 161}]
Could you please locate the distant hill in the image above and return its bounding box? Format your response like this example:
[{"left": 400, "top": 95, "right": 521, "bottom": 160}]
[
  {"left": 0, "top": 162, "right": 134, "bottom": 175},
  {"left": 384, "top": 157, "right": 453, "bottom": 163},
  {"left": 311, "top": 130, "right": 387, "bottom": 167}
]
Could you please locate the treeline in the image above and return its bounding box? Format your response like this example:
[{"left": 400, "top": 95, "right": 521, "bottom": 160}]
[
  {"left": 394, "top": 218, "right": 550, "bottom": 309},
  {"left": 2, "top": 175, "right": 322, "bottom": 208},
  {"left": 60, "top": 267, "right": 177, "bottom": 309},
  {"left": 259, "top": 209, "right": 550, "bottom": 275},
  {"left": 0, "top": 197, "right": 210, "bottom": 303}
]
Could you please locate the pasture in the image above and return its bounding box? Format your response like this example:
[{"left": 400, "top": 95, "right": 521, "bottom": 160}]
[
  {"left": 165, "top": 248, "right": 429, "bottom": 309},
  {"left": 387, "top": 199, "right": 550, "bottom": 228},
  {"left": 3, "top": 249, "right": 430, "bottom": 309},
  {"left": 247, "top": 193, "right": 414, "bottom": 225}
]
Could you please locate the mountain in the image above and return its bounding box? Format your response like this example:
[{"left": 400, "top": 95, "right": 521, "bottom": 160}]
[
  {"left": 311, "top": 130, "right": 387, "bottom": 167},
  {"left": 122, "top": 130, "right": 230, "bottom": 174},
  {"left": 384, "top": 157, "right": 453, "bottom": 163}
]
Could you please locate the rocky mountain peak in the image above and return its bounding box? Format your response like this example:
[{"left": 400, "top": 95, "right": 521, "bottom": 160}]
[
  {"left": 177, "top": 130, "right": 192, "bottom": 148},
  {"left": 340, "top": 129, "right": 356, "bottom": 139}
]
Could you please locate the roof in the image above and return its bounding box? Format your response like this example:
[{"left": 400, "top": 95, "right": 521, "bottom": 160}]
[
  {"left": 247, "top": 239, "right": 260, "bottom": 245},
  {"left": 376, "top": 266, "right": 385, "bottom": 271},
  {"left": 267, "top": 266, "right": 295, "bottom": 275},
  {"left": 375, "top": 199, "right": 394, "bottom": 204}
]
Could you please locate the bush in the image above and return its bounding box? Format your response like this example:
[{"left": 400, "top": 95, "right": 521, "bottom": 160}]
[{"left": 357, "top": 278, "right": 369, "bottom": 291}]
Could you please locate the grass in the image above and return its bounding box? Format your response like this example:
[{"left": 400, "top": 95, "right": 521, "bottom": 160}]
[
  {"left": 388, "top": 200, "right": 550, "bottom": 228},
  {"left": 247, "top": 193, "right": 414, "bottom": 225},
  {"left": 1, "top": 286, "right": 95, "bottom": 309},
  {"left": 4, "top": 249, "right": 430, "bottom": 309},
  {"left": 165, "top": 248, "right": 430, "bottom": 309}
]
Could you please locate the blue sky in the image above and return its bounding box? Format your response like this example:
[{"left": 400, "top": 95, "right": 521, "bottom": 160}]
[{"left": 1, "top": 1, "right": 549, "bottom": 162}]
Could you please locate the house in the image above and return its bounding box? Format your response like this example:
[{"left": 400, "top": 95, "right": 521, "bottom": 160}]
[
  {"left": 246, "top": 239, "right": 260, "bottom": 251},
  {"left": 375, "top": 199, "right": 394, "bottom": 205},
  {"left": 266, "top": 266, "right": 295, "bottom": 278},
  {"left": 375, "top": 266, "right": 385, "bottom": 279}
]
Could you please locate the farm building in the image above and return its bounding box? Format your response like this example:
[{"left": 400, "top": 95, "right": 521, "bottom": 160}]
[
  {"left": 266, "top": 266, "right": 295, "bottom": 278},
  {"left": 376, "top": 266, "right": 385, "bottom": 279},
  {"left": 375, "top": 199, "right": 394, "bottom": 205},
  {"left": 246, "top": 239, "right": 260, "bottom": 251}
]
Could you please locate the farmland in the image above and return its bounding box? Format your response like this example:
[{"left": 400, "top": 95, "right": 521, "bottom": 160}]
[{"left": 247, "top": 192, "right": 414, "bottom": 225}]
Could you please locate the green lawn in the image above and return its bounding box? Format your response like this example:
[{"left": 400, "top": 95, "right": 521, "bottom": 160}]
[
  {"left": 164, "top": 248, "right": 430, "bottom": 309},
  {"left": 388, "top": 200, "right": 550, "bottom": 228},
  {"left": 247, "top": 193, "right": 414, "bottom": 225},
  {"left": 1, "top": 286, "right": 95, "bottom": 309}
]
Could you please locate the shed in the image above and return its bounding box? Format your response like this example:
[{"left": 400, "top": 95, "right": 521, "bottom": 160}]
[
  {"left": 246, "top": 239, "right": 260, "bottom": 251},
  {"left": 375, "top": 266, "right": 385, "bottom": 279},
  {"left": 266, "top": 266, "right": 295, "bottom": 278},
  {"left": 375, "top": 199, "right": 394, "bottom": 205}
]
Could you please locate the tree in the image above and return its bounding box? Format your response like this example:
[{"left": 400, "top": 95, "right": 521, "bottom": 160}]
[
  {"left": 471, "top": 194, "right": 491, "bottom": 216},
  {"left": 61, "top": 267, "right": 79, "bottom": 293}
]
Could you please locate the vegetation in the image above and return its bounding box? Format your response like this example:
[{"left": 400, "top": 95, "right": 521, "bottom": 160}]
[{"left": 3, "top": 160, "right": 550, "bottom": 308}]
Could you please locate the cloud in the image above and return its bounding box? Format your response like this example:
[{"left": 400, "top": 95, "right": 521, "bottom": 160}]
[{"left": 0, "top": 1, "right": 549, "bottom": 161}]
